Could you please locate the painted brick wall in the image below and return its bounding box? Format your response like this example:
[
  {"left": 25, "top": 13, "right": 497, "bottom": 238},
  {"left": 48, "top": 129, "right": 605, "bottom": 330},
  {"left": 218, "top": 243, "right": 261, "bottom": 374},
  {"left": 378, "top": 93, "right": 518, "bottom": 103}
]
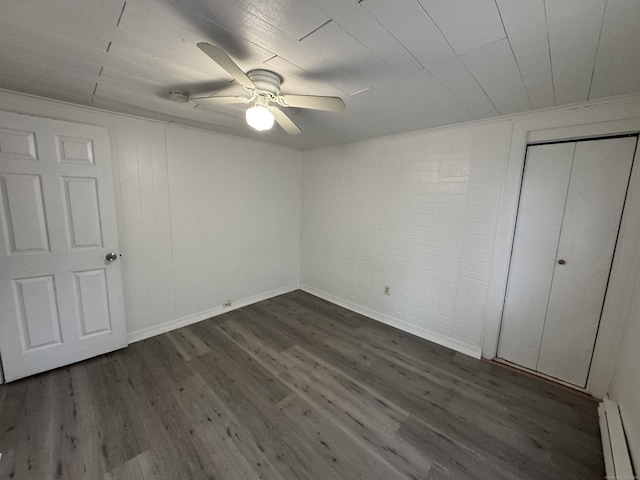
[{"left": 302, "top": 120, "right": 512, "bottom": 356}]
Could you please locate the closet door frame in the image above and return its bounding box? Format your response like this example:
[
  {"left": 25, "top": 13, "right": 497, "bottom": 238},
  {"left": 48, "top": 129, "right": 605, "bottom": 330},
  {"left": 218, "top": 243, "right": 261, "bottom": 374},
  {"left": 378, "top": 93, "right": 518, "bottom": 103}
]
[{"left": 485, "top": 106, "right": 640, "bottom": 397}]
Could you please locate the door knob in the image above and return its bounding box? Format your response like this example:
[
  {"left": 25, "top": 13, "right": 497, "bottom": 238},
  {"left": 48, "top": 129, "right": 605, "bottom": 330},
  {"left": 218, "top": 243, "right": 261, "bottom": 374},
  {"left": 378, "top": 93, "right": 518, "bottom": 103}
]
[
  {"left": 558, "top": 259, "right": 566, "bottom": 265},
  {"left": 105, "top": 252, "right": 118, "bottom": 262}
]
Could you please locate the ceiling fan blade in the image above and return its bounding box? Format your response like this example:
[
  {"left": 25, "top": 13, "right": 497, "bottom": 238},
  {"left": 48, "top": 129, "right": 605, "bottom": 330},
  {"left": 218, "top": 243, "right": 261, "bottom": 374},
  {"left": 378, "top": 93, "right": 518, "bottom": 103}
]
[
  {"left": 197, "top": 42, "right": 256, "bottom": 89},
  {"left": 193, "top": 95, "right": 251, "bottom": 105},
  {"left": 278, "top": 94, "right": 345, "bottom": 112},
  {"left": 272, "top": 106, "right": 302, "bottom": 135}
]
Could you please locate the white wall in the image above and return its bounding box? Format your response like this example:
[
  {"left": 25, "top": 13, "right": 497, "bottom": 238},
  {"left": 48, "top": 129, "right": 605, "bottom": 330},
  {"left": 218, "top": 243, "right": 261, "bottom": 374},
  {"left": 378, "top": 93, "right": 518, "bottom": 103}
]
[
  {"left": 166, "top": 127, "right": 301, "bottom": 322},
  {"left": 302, "top": 121, "right": 512, "bottom": 356},
  {"left": 0, "top": 90, "right": 302, "bottom": 344}
]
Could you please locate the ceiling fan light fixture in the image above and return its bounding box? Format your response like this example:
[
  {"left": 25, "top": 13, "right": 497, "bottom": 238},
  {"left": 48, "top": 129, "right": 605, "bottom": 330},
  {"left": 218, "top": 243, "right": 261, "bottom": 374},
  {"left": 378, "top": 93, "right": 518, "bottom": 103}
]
[{"left": 246, "top": 104, "right": 274, "bottom": 131}]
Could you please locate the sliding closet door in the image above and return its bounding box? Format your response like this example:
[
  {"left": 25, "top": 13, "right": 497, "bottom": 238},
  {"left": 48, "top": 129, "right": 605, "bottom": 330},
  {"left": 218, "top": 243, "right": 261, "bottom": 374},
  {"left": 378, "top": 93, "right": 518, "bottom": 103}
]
[
  {"left": 537, "top": 137, "right": 636, "bottom": 386},
  {"left": 497, "top": 143, "right": 575, "bottom": 370},
  {"left": 498, "top": 135, "right": 637, "bottom": 387}
]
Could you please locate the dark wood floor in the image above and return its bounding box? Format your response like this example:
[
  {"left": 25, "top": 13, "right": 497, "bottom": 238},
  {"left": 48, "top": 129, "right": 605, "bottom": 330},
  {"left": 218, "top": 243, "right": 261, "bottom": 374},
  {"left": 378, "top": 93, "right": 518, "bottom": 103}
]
[{"left": 0, "top": 290, "right": 603, "bottom": 479}]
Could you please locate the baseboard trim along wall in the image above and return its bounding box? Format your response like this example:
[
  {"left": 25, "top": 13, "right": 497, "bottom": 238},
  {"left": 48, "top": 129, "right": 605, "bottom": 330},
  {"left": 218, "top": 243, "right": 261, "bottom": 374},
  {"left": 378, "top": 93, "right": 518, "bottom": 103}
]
[
  {"left": 300, "top": 284, "right": 482, "bottom": 359},
  {"left": 599, "top": 399, "right": 634, "bottom": 480},
  {"left": 129, "top": 282, "right": 484, "bottom": 357},
  {"left": 127, "top": 283, "right": 299, "bottom": 344}
]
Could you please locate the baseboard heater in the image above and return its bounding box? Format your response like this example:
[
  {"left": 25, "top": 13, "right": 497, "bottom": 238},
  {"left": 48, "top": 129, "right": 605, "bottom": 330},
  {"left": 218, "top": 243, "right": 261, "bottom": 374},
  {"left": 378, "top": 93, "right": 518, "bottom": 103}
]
[{"left": 599, "top": 399, "right": 635, "bottom": 479}]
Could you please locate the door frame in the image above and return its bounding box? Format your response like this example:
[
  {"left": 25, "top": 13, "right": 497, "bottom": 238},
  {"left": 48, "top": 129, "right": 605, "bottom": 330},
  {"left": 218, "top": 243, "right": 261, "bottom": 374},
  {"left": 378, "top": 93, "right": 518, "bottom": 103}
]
[{"left": 483, "top": 103, "right": 640, "bottom": 398}]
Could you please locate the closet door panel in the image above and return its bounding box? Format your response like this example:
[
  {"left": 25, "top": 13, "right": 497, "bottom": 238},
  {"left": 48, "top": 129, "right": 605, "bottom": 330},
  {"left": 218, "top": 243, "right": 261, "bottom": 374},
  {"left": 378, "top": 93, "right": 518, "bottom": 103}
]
[
  {"left": 497, "top": 143, "right": 575, "bottom": 369},
  {"left": 537, "top": 137, "right": 637, "bottom": 386}
]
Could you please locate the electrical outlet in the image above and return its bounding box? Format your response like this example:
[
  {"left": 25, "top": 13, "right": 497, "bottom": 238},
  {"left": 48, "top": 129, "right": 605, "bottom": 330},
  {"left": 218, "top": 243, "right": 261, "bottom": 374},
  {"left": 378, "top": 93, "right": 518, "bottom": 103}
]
[
  {"left": 384, "top": 286, "right": 390, "bottom": 295},
  {"left": 223, "top": 300, "right": 232, "bottom": 308}
]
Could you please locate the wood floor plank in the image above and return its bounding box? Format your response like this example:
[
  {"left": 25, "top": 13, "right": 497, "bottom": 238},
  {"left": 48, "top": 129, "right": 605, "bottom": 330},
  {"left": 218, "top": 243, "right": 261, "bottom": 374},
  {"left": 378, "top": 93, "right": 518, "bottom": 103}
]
[
  {"left": 165, "top": 327, "right": 211, "bottom": 361},
  {"left": 297, "top": 338, "right": 579, "bottom": 479},
  {"left": 191, "top": 324, "right": 292, "bottom": 405},
  {"left": 276, "top": 364, "right": 438, "bottom": 479},
  {"left": 104, "top": 451, "right": 162, "bottom": 480},
  {"left": 277, "top": 393, "right": 415, "bottom": 480},
  {"left": 0, "top": 290, "right": 604, "bottom": 480},
  {"left": 217, "top": 319, "right": 292, "bottom": 376},
  {"left": 115, "top": 346, "right": 222, "bottom": 479},
  {"left": 241, "top": 304, "right": 306, "bottom": 348},
  {"left": 192, "top": 351, "right": 346, "bottom": 480},
  {"left": 285, "top": 291, "right": 368, "bottom": 330},
  {"left": 268, "top": 295, "right": 366, "bottom": 338},
  {"left": 173, "top": 374, "right": 281, "bottom": 480},
  {"left": 0, "top": 375, "right": 58, "bottom": 479},
  {"left": 282, "top": 345, "right": 410, "bottom": 429},
  {"left": 397, "top": 419, "right": 521, "bottom": 480},
  {"left": 85, "top": 357, "right": 144, "bottom": 473},
  {"left": 359, "top": 324, "right": 600, "bottom": 441},
  {"left": 50, "top": 365, "right": 105, "bottom": 479}
]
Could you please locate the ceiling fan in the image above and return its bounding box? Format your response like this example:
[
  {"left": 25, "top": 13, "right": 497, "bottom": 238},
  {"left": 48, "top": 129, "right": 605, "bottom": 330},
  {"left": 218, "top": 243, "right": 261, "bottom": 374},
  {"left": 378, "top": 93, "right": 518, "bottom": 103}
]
[{"left": 170, "top": 43, "right": 346, "bottom": 135}]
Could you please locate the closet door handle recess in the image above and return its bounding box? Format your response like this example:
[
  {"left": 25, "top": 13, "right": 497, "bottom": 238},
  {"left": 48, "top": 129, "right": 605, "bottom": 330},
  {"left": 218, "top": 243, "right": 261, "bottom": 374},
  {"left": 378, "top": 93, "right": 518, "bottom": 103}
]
[{"left": 558, "top": 259, "right": 566, "bottom": 265}]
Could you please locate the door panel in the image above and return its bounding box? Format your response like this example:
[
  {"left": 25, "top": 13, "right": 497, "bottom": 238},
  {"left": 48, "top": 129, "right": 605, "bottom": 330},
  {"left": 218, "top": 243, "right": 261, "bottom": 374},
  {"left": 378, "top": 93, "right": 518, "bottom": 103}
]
[
  {"left": 0, "top": 128, "right": 37, "bottom": 161},
  {"left": 537, "top": 137, "right": 637, "bottom": 386},
  {"left": 497, "top": 142, "right": 575, "bottom": 369},
  {"left": 74, "top": 268, "right": 112, "bottom": 337},
  {"left": 0, "top": 111, "right": 126, "bottom": 382},
  {"left": 62, "top": 176, "right": 103, "bottom": 248},
  {"left": 14, "top": 275, "right": 62, "bottom": 350},
  {"left": 56, "top": 135, "right": 95, "bottom": 165},
  {"left": 1, "top": 173, "right": 50, "bottom": 252}
]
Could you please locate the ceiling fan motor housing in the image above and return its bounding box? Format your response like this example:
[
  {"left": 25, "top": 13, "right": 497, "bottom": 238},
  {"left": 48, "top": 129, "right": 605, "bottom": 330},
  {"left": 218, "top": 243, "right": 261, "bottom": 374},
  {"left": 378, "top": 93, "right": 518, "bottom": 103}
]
[{"left": 247, "top": 70, "right": 282, "bottom": 96}]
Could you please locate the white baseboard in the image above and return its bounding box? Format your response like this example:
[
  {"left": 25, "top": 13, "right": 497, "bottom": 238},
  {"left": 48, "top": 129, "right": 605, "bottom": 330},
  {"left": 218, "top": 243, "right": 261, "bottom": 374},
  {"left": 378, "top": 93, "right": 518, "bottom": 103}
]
[
  {"left": 127, "top": 283, "right": 299, "bottom": 344},
  {"left": 599, "top": 398, "right": 634, "bottom": 480},
  {"left": 300, "top": 284, "right": 482, "bottom": 359}
]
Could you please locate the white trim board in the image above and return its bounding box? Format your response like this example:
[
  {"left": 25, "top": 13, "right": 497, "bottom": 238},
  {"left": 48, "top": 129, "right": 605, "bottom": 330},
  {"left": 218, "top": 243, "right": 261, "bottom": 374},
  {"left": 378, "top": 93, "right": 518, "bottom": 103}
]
[
  {"left": 127, "top": 283, "right": 299, "bottom": 344},
  {"left": 300, "top": 285, "right": 482, "bottom": 359}
]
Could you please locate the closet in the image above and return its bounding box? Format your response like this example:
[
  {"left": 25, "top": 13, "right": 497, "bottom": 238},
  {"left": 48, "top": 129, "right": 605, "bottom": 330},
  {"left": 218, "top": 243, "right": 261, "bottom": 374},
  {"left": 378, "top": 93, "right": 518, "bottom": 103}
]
[{"left": 498, "top": 135, "right": 637, "bottom": 387}]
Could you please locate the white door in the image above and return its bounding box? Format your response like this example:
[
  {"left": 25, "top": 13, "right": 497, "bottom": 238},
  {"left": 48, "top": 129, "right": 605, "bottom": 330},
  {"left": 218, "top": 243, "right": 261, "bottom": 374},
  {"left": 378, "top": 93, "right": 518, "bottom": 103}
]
[
  {"left": 0, "top": 111, "right": 127, "bottom": 382},
  {"left": 498, "top": 136, "right": 637, "bottom": 387}
]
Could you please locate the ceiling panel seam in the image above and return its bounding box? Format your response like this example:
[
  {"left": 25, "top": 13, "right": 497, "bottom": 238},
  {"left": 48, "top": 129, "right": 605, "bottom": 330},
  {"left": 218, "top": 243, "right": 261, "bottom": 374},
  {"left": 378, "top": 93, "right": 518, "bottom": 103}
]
[
  {"left": 542, "top": 0, "right": 557, "bottom": 106},
  {"left": 92, "top": 1, "right": 126, "bottom": 106},
  {"left": 360, "top": 7, "right": 423, "bottom": 70},
  {"left": 494, "top": 0, "right": 533, "bottom": 110},
  {"left": 298, "top": 20, "right": 332, "bottom": 42},
  {"left": 358, "top": 3, "right": 475, "bottom": 119},
  {"left": 587, "top": 0, "right": 609, "bottom": 101},
  {"left": 116, "top": 1, "right": 127, "bottom": 27},
  {"left": 414, "top": 1, "right": 500, "bottom": 114}
]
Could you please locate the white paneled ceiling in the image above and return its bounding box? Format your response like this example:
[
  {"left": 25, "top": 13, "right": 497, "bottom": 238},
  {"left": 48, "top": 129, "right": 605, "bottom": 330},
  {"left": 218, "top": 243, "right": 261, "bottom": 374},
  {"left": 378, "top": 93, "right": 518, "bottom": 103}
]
[{"left": 1, "top": 0, "right": 639, "bottom": 149}]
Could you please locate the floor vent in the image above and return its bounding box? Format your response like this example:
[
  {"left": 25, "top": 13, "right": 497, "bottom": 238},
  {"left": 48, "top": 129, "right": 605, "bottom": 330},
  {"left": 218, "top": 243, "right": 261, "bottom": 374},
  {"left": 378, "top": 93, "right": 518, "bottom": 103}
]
[{"left": 599, "top": 399, "right": 635, "bottom": 479}]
